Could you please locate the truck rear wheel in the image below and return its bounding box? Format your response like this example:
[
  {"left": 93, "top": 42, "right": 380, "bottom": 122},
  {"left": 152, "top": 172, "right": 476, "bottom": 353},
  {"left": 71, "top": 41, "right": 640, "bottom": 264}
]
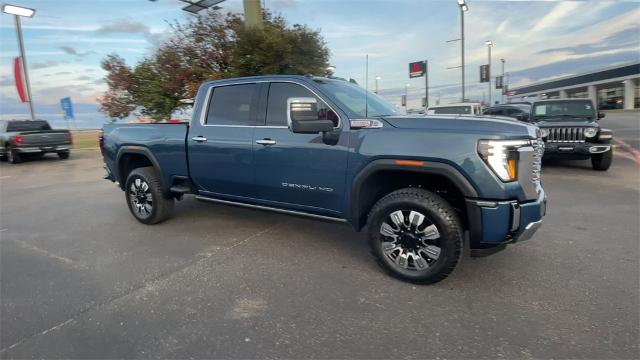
[
  {"left": 367, "top": 188, "right": 463, "bottom": 284},
  {"left": 7, "top": 146, "right": 21, "bottom": 164},
  {"left": 591, "top": 148, "right": 612, "bottom": 171},
  {"left": 125, "top": 167, "right": 174, "bottom": 225}
]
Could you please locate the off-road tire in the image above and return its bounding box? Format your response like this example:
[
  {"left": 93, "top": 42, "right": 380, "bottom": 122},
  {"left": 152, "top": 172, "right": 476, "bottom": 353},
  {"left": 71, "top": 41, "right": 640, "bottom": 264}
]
[
  {"left": 58, "top": 151, "right": 70, "bottom": 159},
  {"left": 367, "top": 188, "right": 463, "bottom": 284},
  {"left": 125, "top": 166, "right": 174, "bottom": 225},
  {"left": 591, "top": 148, "right": 613, "bottom": 171}
]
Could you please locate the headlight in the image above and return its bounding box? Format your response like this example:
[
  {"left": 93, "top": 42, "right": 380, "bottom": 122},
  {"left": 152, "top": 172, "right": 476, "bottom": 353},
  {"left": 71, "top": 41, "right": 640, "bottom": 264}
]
[
  {"left": 539, "top": 128, "right": 550, "bottom": 138},
  {"left": 584, "top": 127, "right": 598, "bottom": 138},
  {"left": 478, "top": 139, "right": 530, "bottom": 182}
]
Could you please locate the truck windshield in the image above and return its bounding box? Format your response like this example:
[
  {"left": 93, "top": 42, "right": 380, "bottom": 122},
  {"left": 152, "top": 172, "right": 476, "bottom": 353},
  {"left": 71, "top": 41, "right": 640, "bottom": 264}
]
[
  {"left": 315, "top": 79, "right": 398, "bottom": 117},
  {"left": 533, "top": 101, "right": 595, "bottom": 120},
  {"left": 7, "top": 120, "right": 51, "bottom": 132}
]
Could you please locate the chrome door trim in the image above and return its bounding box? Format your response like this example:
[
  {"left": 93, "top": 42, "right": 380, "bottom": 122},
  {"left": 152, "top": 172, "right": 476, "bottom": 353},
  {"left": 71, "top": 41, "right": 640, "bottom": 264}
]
[{"left": 195, "top": 195, "right": 348, "bottom": 223}]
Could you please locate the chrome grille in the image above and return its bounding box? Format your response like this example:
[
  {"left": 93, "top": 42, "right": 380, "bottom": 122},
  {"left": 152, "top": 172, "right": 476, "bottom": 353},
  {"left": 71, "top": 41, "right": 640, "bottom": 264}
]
[
  {"left": 531, "top": 139, "right": 544, "bottom": 185},
  {"left": 546, "top": 127, "right": 585, "bottom": 143}
]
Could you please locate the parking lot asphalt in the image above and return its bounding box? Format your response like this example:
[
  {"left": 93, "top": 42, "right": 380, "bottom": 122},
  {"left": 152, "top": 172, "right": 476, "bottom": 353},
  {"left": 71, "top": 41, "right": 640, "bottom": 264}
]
[{"left": 1, "top": 124, "right": 639, "bottom": 359}]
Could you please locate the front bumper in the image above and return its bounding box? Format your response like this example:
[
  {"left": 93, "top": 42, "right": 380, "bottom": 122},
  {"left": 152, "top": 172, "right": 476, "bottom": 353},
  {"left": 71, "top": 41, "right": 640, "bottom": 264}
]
[
  {"left": 466, "top": 188, "right": 547, "bottom": 247},
  {"left": 543, "top": 142, "right": 610, "bottom": 157}
]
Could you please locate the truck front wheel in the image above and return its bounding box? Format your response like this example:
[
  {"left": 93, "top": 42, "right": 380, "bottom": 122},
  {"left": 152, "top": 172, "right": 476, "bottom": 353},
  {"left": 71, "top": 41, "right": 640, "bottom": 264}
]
[
  {"left": 125, "top": 167, "right": 174, "bottom": 225},
  {"left": 367, "top": 188, "right": 463, "bottom": 284}
]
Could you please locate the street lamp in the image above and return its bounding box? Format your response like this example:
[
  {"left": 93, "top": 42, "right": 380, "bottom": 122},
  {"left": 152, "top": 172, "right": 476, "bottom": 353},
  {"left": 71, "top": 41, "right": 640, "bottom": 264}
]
[
  {"left": 2, "top": 3, "right": 36, "bottom": 120},
  {"left": 485, "top": 40, "right": 493, "bottom": 105},
  {"left": 458, "top": 0, "right": 468, "bottom": 102},
  {"left": 375, "top": 76, "right": 381, "bottom": 94}
]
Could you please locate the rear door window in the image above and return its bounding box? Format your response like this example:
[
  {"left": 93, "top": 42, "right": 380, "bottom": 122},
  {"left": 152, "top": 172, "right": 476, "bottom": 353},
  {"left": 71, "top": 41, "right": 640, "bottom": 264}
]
[{"left": 206, "top": 84, "right": 259, "bottom": 126}]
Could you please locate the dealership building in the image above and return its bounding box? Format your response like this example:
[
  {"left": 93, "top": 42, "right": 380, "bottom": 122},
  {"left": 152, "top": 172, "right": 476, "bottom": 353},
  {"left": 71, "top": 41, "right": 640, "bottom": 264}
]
[{"left": 508, "top": 62, "right": 640, "bottom": 110}]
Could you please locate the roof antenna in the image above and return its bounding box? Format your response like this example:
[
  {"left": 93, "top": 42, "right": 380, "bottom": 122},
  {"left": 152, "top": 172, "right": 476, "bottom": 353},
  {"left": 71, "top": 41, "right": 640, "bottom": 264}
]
[{"left": 365, "top": 54, "right": 369, "bottom": 118}]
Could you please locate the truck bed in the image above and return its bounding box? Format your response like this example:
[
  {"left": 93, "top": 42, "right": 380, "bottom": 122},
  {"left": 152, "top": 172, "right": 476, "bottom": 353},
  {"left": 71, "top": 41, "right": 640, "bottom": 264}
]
[{"left": 102, "top": 123, "right": 189, "bottom": 187}]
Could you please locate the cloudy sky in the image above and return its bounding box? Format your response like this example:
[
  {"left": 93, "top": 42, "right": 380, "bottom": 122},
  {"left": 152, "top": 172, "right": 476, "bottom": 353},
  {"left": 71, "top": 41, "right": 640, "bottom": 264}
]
[{"left": 0, "top": 0, "right": 638, "bottom": 122}]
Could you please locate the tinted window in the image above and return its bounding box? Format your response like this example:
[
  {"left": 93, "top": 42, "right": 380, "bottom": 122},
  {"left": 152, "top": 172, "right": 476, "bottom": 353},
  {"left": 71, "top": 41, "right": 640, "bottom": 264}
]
[
  {"left": 6, "top": 120, "right": 51, "bottom": 132},
  {"left": 206, "top": 84, "right": 257, "bottom": 125},
  {"left": 266, "top": 82, "right": 338, "bottom": 127},
  {"left": 484, "top": 109, "right": 503, "bottom": 116}
]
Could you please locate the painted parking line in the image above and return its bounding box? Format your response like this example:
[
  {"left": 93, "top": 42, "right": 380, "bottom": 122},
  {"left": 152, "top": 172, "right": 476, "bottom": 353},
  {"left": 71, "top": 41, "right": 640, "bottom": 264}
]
[{"left": 614, "top": 138, "right": 640, "bottom": 165}]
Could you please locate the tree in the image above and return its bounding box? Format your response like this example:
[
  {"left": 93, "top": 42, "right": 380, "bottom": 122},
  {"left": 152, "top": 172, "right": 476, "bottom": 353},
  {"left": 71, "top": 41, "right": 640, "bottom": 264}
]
[
  {"left": 99, "top": 55, "right": 135, "bottom": 120},
  {"left": 99, "top": 9, "right": 331, "bottom": 121},
  {"left": 230, "top": 16, "right": 330, "bottom": 77}
]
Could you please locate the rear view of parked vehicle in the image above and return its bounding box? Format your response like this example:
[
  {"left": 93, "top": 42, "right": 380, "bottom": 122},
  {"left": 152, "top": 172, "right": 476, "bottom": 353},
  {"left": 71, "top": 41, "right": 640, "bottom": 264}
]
[
  {"left": 426, "top": 103, "right": 483, "bottom": 115},
  {"left": 0, "top": 120, "right": 72, "bottom": 164},
  {"left": 483, "top": 103, "right": 532, "bottom": 121}
]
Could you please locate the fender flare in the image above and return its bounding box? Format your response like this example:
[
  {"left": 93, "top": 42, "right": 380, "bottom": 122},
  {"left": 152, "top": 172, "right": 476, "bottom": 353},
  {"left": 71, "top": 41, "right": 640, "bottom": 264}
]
[
  {"left": 350, "top": 159, "right": 479, "bottom": 230},
  {"left": 115, "top": 146, "right": 165, "bottom": 191}
]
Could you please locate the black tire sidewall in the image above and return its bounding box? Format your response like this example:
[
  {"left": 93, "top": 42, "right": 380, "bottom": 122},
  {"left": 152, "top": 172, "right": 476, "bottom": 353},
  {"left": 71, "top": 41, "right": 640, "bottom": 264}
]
[
  {"left": 368, "top": 190, "right": 462, "bottom": 283},
  {"left": 592, "top": 148, "right": 613, "bottom": 170},
  {"left": 125, "top": 170, "right": 160, "bottom": 224}
]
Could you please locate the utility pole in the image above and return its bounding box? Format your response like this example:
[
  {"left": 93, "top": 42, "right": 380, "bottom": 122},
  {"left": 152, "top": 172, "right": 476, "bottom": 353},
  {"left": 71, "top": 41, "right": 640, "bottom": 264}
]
[
  {"left": 500, "top": 58, "right": 505, "bottom": 103},
  {"left": 424, "top": 60, "right": 429, "bottom": 109},
  {"left": 459, "top": 0, "right": 468, "bottom": 102}
]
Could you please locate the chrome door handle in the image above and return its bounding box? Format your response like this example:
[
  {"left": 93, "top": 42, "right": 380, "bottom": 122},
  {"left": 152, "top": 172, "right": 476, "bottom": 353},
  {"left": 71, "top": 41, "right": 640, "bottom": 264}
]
[
  {"left": 192, "top": 136, "right": 207, "bottom": 142},
  {"left": 256, "top": 139, "right": 276, "bottom": 146}
]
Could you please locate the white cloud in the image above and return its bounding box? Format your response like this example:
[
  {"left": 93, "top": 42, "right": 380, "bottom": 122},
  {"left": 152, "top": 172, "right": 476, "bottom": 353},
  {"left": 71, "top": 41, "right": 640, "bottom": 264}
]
[{"left": 530, "top": 2, "right": 580, "bottom": 33}]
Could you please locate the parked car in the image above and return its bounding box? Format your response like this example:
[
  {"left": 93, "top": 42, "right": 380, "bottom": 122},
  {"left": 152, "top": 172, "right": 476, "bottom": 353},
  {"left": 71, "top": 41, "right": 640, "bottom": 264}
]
[
  {"left": 483, "top": 104, "right": 531, "bottom": 121},
  {"left": 0, "top": 120, "right": 72, "bottom": 164},
  {"left": 102, "top": 75, "right": 546, "bottom": 284},
  {"left": 529, "top": 99, "right": 613, "bottom": 170},
  {"left": 406, "top": 108, "right": 426, "bottom": 115},
  {"left": 426, "top": 103, "right": 483, "bottom": 115}
]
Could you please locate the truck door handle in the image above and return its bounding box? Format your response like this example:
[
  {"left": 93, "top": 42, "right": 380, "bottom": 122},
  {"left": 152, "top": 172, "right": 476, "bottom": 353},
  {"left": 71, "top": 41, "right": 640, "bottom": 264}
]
[
  {"left": 192, "top": 136, "right": 207, "bottom": 143},
  {"left": 256, "top": 139, "right": 276, "bottom": 146}
]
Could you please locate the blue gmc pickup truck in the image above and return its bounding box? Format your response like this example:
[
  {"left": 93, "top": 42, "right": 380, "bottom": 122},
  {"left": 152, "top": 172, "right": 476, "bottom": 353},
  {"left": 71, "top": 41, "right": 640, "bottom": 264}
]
[{"left": 102, "top": 75, "right": 546, "bottom": 284}]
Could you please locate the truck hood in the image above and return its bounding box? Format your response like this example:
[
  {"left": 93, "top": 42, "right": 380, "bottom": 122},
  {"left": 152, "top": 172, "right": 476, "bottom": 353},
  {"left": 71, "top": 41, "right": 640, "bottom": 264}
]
[{"left": 382, "top": 115, "right": 539, "bottom": 138}]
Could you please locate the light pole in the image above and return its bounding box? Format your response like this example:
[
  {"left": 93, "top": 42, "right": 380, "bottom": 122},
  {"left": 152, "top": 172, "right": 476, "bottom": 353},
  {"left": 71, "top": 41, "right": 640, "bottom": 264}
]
[
  {"left": 405, "top": 83, "right": 410, "bottom": 108},
  {"left": 2, "top": 3, "right": 36, "bottom": 120},
  {"left": 375, "top": 76, "right": 381, "bottom": 94},
  {"left": 500, "top": 58, "right": 505, "bottom": 103},
  {"left": 485, "top": 40, "right": 493, "bottom": 105},
  {"left": 458, "top": 0, "right": 468, "bottom": 102}
]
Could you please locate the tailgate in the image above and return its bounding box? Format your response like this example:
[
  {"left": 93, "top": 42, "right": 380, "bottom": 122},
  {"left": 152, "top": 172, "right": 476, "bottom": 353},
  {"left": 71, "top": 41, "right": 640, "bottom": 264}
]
[{"left": 20, "top": 131, "right": 71, "bottom": 146}]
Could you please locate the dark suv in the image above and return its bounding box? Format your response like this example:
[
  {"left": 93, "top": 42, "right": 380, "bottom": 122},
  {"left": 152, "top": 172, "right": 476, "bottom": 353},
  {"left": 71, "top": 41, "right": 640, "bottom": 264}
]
[{"left": 529, "top": 99, "right": 613, "bottom": 171}]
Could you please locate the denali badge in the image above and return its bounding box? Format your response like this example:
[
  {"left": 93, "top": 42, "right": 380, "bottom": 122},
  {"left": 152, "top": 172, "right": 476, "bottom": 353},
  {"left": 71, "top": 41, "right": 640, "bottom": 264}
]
[{"left": 282, "top": 182, "right": 333, "bottom": 192}]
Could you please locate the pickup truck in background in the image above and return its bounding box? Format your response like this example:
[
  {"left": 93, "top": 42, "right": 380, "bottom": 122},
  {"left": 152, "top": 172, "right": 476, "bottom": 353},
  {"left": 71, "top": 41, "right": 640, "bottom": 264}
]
[
  {"left": 101, "top": 75, "right": 547, "bottom": 284},
  {"left": 0, "top": 120, "right": 72, "bottom": 164}
]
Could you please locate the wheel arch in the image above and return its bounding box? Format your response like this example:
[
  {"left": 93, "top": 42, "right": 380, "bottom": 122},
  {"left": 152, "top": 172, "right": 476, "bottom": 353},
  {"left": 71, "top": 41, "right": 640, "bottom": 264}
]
[
  {"left": 116, "top": 146, "right": 165, "bottom": 192},
  {"left": 350, "top": 159, "right": 479, "bottom": 231}
]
